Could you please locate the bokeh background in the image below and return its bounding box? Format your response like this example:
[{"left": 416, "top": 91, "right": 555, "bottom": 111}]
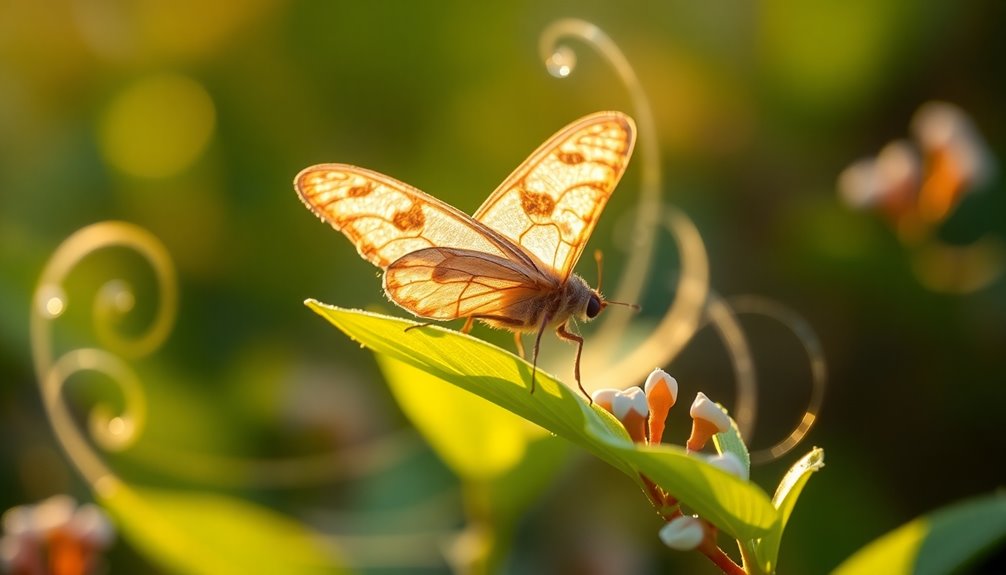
[{"left": 2, "top": 1, "right": 1004, "bottom": 573}]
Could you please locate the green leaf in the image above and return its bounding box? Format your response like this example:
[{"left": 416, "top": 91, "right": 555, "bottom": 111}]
[
  {"left": 307, "top": 301, "right": 779, "bottom": 540},
  {"left": 712, "top": 408, "right": 752, "bottom": 474},
  {"left": 376, "top": 353, "right": 544, "bottom": 480},
  {"left": 101, "top": 482, "right": 341, "bottom": 575},
  {"left": 832, "top": 492, "right": 1006, "bottom": 575},
  {"left": 754, "top": 447, "right": 825, "bottom": 573},
  {"left": 378, "top": 342, "right": 573, "bottom": 573},
  {"left": 614, "top": 443, "right": 778, "bottom": 540},
  {"left": 462, "top": 436, "right": 573, "bottom": 573}
]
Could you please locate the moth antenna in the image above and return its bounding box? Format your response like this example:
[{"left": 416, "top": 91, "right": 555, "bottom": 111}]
[
  {"left": 594, "top": 249, "right": 604, "bottom": 292},
  {"left": 593, "top": 250, "right": 639, "bottom": 311},
  {"left": 606, "top": 299, "right": 641, "bottom": 312}
]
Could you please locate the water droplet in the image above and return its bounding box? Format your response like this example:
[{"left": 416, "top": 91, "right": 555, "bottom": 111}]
[
  {"left": 46, "top": 298, "right": 65, "bottom": 317},
  {"left": 546, "top": 47, "right": 576, "bottom": 78},
  {"left": 107, "top": 416, "right": 129, "bottom": 437},
  {"left": 37, "top": 285, "right": 67, "bottom": 318}
]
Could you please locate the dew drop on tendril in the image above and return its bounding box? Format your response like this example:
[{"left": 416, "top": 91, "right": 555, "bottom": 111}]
[
  {"left": 545, "top": 47, "right": 576, "bottom": 78},
  {"left": 107, "top": 416, "right": 129, "bottom": 437},
  {"left": 38, "top": 285, "right": 67, "bottom": 318}
]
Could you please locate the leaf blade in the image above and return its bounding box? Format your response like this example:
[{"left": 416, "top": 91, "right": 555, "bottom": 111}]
[
  {"left": 832, "top": 492, "right": 1006, "bottom": 575},
  {"left": 307, "top": 302, "right": 779, "bottom": 539},
  {"left": 101, "top": 482, "right": 340, "bottom": 575},
  {"left": 754, "top": 447, "right": 825, "bottom": 572}
]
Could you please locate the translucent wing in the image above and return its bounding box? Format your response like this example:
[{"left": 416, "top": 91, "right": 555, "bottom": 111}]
[
  {"left": 295, "top": 164, "right": 538, "bottom": 271},
  {"left": 474, "top": 111, "right": 636, "bottom": 279},
  {"left": 384, "top": 247, "right": 555, "bottom": 321}
]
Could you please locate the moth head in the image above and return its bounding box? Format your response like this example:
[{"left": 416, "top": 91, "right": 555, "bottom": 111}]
[
  {"left": 567, "top": 275, "right": 604, "bottom": 322},
  {"left": 569, "top": 271, "right": 638, "bottom": 322},
  {"left": 580, "top": 250, "right": 638, "bottom": 321},
  {"left": 582, "top": 286, "right": 640, "bottom": 321},
  {"left": 585, "top": 291, "right": 606, "bottom": 320}
]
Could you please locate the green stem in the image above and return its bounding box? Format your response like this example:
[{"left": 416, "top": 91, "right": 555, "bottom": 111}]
[{"left": 738, "top": 540, "right": 766, "bottom": 575}]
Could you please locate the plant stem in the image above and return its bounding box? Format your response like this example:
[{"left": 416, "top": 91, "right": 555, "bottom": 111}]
[
  {"left": 641, "top": 472, "right": 745, "bottom": 574},
  {"left": 700, "top": 545, "right": 747, "bottom": 575}
]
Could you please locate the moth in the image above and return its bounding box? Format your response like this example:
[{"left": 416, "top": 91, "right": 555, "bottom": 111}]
[{"left": 295, "top": 111, "right": 636, "bottom": 397}]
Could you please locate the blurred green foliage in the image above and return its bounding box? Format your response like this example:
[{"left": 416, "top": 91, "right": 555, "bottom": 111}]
[
  {"left": 834, "top": 493, "right": 1006, "bottom": 575},
  {"left": 2, "top": 1, "right": 1004, "bottom": 573}
]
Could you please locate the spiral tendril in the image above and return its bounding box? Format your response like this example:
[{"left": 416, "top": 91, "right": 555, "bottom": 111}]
[
  {"left": 726, "top": 296, "right": 827, "bottom": 463},
  {"left": 539, "top": 19, "right": 662, "bottom": 369},
  {"left": 30, "top": 221, "right": 420, "bottom": 490},
  {"left": 539, "top": 19, "right": 825, "bottom": 461},
  {"left": 30, "top": 222, "right": 177, "bottom": 489}
]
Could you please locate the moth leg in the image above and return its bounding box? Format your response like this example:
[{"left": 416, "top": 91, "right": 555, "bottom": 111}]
[
  {"left": 404, "top": 321, "right": 436, "bottom": 333},
  {"left": 529, "top": 313, "right": 551, "bottom": 395},
  {"left": 461, "top": 314, "right": 522, "bottom": 334},
  {"left": 556, "top": 322, "right": 589, "bottom": 402},
  {"left": 513, "top": 332, "right": 525, "bottom": 359}
]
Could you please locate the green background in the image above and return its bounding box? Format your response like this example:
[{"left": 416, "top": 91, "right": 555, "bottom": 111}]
[{"left": 2, "top": 1, "right": 1004, "bottom": 573}]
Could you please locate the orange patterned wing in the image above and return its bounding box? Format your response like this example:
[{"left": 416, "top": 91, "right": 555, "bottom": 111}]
[
  {"left": 384, "top": 246, "right": 556, "bottom": 321},
  {"left": 473, "top": 111, "right": 636, "bottom": 279},
  {"left": 295, "top": 164, "right": 538, "bottom": 271}
]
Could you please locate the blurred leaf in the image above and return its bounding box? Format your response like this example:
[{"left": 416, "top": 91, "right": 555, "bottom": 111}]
[
  {"left": 376, "top": 354, "right": 543, "bottom": 480},
  {"left": 754, "top": 447, "right": 825, "bottom": 573},
  {"left": 479, "top": 434, "right": 571, "bottom": 533},
  {"left": 832, "top": 492, "right": 1006, "bottom": 575},
  {"left": 102, "top": 482, "right": 341, "bottom": 575},
  {"left": 460, "top": 436, "right": 572, "bottom": 573},
  {"left": 378, "top": 353, "right": 571, "bottom": 572},
  {"left": 307, "top": 301, "right": 779, "bottom": 540}
]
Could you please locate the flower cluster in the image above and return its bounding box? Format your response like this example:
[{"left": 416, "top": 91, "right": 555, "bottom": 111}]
[
  {"left": 1, "top": 496, "right": 114, "bottom": 575},
  {"left": 838, "top": 101, "right": 995, "bottom": 243},
  {"left": 592, "top": 369, "right": 747, "bottom": 555}
]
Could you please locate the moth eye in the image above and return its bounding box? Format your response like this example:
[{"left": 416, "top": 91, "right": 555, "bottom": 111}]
[{"left": 586, "top": 294, "right": 603, "bottom": 319}]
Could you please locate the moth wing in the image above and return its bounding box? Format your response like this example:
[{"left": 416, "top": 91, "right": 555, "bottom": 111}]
[
  {"left": 384, "top": 247, "right": 556, "bottom": 321},
  {"left": 473, "top": 111, "right": 636, "bottom": 279},
  {"left": 295, "top": 164, "right": 536, "bottom": 270}
]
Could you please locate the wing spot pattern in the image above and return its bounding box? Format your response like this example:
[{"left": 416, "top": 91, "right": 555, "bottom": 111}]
[
  {"left": 520, "top": 187, "right": 557, "bottom": 219},
  {"left": 557, "top": 151, "right": 585, "bottom": 165},
  {"left": 347, "top": 182, "right": 375, "bottom": 197},
  {"left": 431, "top": 262, "right": 465, "bottom": 283},
  {"left": 392, "top": 203, "right": 426, "bottom": 231}
]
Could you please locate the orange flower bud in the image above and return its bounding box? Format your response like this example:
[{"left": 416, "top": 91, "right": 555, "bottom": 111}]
[
  {"left": 644, "top": 369, "right": 677, "bottom": 444},
  {"left": 686, "top": 393, "right": 730, "bottom": 452}
]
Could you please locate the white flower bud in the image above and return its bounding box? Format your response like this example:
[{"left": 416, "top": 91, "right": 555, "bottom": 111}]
[
  {"left": 1, "top": 506, "right": 33, "bottom": 537},
  {"left": 707, "top": 452, "right": 749, "bottom": 481},
  {"left": 689, "top": 393, "right": 730, "bottom": 433},
  {"left": 32, "top": 495, "right": 76, "bottom": 535},
  {"left": 70, "top": 504, "right": 115, "bottom": 548},
  {"left": 612, "top": 387, "right": 648, "bottom": 421},
  {"left": 658, "top": 516, "right": 705, "bottom": 551},
  {"left": 590, "top": 388, "right": 618, "bottom": 411}
]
